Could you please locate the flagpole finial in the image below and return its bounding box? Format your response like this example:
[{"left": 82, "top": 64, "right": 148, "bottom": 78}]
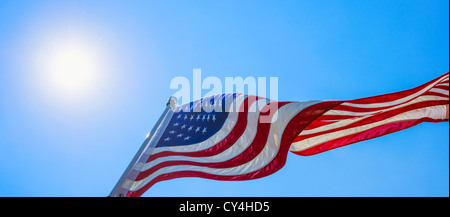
[{"left": 167, "top": 96, "right": 177, "bottom": 109}]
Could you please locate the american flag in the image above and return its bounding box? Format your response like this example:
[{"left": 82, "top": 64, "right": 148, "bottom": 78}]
[{"left": 121, "top": 72, "right": 448, "bottom": 197}]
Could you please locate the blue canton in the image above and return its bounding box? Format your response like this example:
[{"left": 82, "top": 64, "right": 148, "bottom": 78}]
[{"left": 155, "top": 93, "right": 237, "bottom": 147}]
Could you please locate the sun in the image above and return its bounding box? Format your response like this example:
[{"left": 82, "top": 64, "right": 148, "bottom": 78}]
[
  {"left": 34, "top": 34, "right": 105, "bottom": 102},
  {"left": 43, "top": 40, "right": 100, "bottom": 95},
  {"left": 45, "top": 43, "right": 98, "bottom": 93}
]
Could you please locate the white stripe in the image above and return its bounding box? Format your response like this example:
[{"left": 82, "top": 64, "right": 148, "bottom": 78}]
[
  {"left": 300, "top": 95, "right": 448, "bottom": 135},
  {"left": 290, "top": 105, "right": 448, "bottom": 152},
  {"left": 429, "top": 88, "right": 449, "bottom": 95},
  {"left": 342, "top": 75, "right": 448, "bottom": 109},
  {"left": 126, "top": 100, "right": 322, "bottom": 192},
  {"left": 325, "top": 109, "right": 381, "bottom": 117},
  {"left": 136, "top": 99, "right": 271, "bottom": 171}
]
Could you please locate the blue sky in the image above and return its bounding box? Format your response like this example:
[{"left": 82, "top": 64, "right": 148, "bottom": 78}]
[{"left": 0, "top": 0, "right": 448, "bottom": 197}]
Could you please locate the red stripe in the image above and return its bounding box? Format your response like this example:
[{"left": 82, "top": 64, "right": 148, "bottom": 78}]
[
  {"left": 298, "top": 119, "right": 340, "bottom": 133},
  {"left": 433, "top": 86, "right": 449, "bottom": 91},
  {"left": 315, "top": 115, "right": 365, "bottom": 121},
  {"left": 330, "top": 104, "right": 399, "bottom": 113},
  {"left": 423, "top": 92, "right": 450, "bottom": 98},
  {"left": 127, "top": 101, "right": 341, "bottom": 197}
]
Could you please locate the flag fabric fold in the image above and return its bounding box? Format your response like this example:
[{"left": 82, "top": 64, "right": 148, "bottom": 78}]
[
  {"left": 291, "top": 72, "right": 449, "bottom": 155},
  {"left": 123, "top": 72, "right": 449, "bottom": 197}
]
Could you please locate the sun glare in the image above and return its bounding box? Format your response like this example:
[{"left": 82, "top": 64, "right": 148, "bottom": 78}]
[
  {"left": 32, "top": 31, "right": 106, "bottom": 104},
  {"left": 44, "top": 42, "right": 99, "bottom": 94}
]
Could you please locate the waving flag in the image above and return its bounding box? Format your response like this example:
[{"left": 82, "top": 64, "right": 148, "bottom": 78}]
[{"left": 111, "top": 72, "right": 449, "bottom": 197}]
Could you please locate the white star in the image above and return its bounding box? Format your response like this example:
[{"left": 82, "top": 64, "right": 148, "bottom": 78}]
[
  {"left": 164, "top": 137, "right": 171, "bottom": 142},
  {"left": 195, "top": 126, "right": 201, "bottom": 133},
  {"left": 181, "top": 124, "right": 186, "bottom": 129},
  {"left": 202, "top": 115, "right": 206, "bottom": 121},
  {"left": 177, "top": 133, "right": 183, "bottom": 138},
  {"left": 190, "top": 115, "right": 194, "bottom": 121},
  {"left": 196, "top": 115, "right": 201, "bottom": 121},
  {"left": 169, "top": 130, "right": 176, "bottom": 134},
  {"left": 212, "top": 115, "right": 216, "bottom": 122},
  {"left": 202, "top": 127, "right": 207, "bottom": 134},
  {"left": 207, "top": 114, "right": 210, "bottom": 121},
  {"left": 173, "top": 122, "right": 179, "bottom": 127},
  {"left": 184, "top": 115, "right": 188, "bottom": 120},
  {"left": 176, "top": 114, "right": 182, "bottom": 119},
  {"left": 184, "top": 136, "right": 191, "bottom": 140},
  {"left": 188, "top": 126, "right": 193, "bottom": 131}
]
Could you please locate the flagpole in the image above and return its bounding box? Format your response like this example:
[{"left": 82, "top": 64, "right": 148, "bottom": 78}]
[{"left": 109, "top": 96, "right": 177, "bottom": 197}]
